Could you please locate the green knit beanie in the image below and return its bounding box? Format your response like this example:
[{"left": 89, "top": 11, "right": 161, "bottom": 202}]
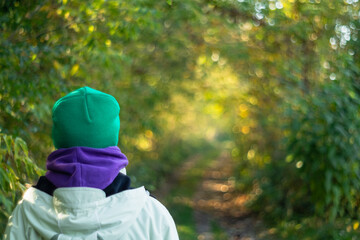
[{"left": 52, "top": 87, "right": 120, "bottom": 149}]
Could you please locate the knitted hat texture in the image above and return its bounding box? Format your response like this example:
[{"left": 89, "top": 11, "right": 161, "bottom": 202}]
[{"left": 52, "top": 87, "right": 120, "bottom": 149}]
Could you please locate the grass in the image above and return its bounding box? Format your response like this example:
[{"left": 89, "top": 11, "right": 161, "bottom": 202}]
[
  {"left": 256, "top": 217, "right": 360, "bottom": 240},
  {"left": 211, "top": 220, "right": 229, "bottom": 240},
  {"left": 277, "top": 218, "right": 360, "bottom": 240}
]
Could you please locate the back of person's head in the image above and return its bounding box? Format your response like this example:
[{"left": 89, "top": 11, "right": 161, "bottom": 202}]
[
  {"left": 46, "top": 87, "right": 127, "bottom": 189},
  {"left": 52, "top": 86, "right": 120, "bottom": 149}
]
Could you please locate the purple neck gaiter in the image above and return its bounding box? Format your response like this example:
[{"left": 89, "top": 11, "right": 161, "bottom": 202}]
[{"left": 46, "top": 146, "right": 128, "bottom": 189}]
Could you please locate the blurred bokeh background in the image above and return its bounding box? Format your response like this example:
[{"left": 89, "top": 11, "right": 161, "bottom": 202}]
[{"left": 1, "top": 0, "right": 360, "bottom": 239}]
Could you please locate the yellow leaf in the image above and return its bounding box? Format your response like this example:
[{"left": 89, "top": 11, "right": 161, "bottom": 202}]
[
  {"left": 241, "top": 126, "right": 250, "bottom": 134},
  {"left": 105, "top": 39, "right": 111, "bottom": 47},
  {"left": 145, "top": 130, "right": 153, "bottom": 138},
  {"left": 88, "top": 25, "right": 95, "bottom": 33},
  {"left": 136, "top": 136, "right": 152, "bottom": 151},
  {"left": 353, "top": 222, "right": 359, "bottom": 230},
  {"left": 239, "top": 111, "right": 248, "bottom": 118},
  {"left": 238, "top": 104, "right": 248, "bottom": 112},
  {"left": 70, "top": 64, "right": 79, "bottom": 76},
  {"left": 197, "top": 55, "right": 206, "bottom": 65}
]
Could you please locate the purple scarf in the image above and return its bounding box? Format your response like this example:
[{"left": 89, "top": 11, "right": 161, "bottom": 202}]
[{"left": 46, "top": 146, "right": 128, "bottom": 189}]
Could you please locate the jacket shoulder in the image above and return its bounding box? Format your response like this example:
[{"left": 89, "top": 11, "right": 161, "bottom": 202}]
[
  {"left": 131, "top": 195, "right": 179, "bottom": 240},
  {"left": 4, "top": 188, "right": 46, "bottom": 240}
]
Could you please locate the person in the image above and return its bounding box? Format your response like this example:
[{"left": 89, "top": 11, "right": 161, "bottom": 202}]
[{"left": 3, "top": 87, "right": 179, "bottom": 240}]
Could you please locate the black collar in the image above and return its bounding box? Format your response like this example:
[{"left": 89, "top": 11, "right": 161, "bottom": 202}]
[{"left": 34, "top": 173, "right": 131, "bottom": 197}]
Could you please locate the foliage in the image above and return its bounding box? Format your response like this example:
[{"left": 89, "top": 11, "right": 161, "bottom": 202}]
[
  {"left": 250, "top": 81, "right": 360, "bottom": 224},
  {"left": 285, "top": 81, "right": 360, "bottom": 221},
  {"left": 0, "top": 0, "right": 214, "bottom": 181},
  {"left": 1, "top": 0, "right": 360, "bottom": 238},
  {"left": 0, "top": 0, "right": 233, "bottom": 234},
  {"left": 0, "top": 134, "right": 44, "bottom": 233},
  {"left": 224, "top": 0, "right": 360, "bottom": 236},
  {"left": 267, "top": 217, "right": 360, "bottom": 240}
]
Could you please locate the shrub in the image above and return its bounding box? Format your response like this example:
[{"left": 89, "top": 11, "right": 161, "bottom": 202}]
[
  {"left": 0, "top": 134, "right": 44, "bottom": 235},
  {"left": 284, "top": 81, "right": 360, "bottom": 220}
]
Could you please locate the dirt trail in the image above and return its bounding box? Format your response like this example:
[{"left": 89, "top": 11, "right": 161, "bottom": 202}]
[
  {"left": 193, "top": 152, "right": 264, "bottom": 240},
  {"left": 155, "top": 152, "right": 266, "bottom": 239}
]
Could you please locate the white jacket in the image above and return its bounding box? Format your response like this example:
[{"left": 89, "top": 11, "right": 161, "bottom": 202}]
[{"left": 4, "top": 186, "right": 179, "bottom": 240}]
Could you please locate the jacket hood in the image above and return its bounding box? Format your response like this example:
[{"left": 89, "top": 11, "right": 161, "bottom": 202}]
[
  {"left": 20, "top": 187, "right": 147, "bottom": 239},
  {"left": 46, "top": 146, "right": 128, "bottom": 189}
]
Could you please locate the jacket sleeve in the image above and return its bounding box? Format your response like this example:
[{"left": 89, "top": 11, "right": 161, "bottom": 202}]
[
  {"left": 161, "top": 208, "right": 179, "bottom": 240},
  {"left": 148, "top": 197, "right": 179, "bottom": 240},
  {"left": 3, "top": 204, "right": 27, "bottom": 240}
]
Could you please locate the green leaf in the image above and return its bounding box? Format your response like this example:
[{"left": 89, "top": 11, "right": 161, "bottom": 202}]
[
  {"left": 325, "top": 170, "right": 332, "bottom": 194},
  {"left": 4, "top": 135, "right": 13, "bottom": 156},
  {"left": 14, "top": 137, "right": 28, "bottom": 157}
]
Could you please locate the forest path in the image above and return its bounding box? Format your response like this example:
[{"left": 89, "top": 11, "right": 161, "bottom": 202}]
[
  {"left": 155, "top": 150, "right": 268, "bottom": 239},
  {"left": 193, "top": 152, "right": 264, "bottom": 240}
]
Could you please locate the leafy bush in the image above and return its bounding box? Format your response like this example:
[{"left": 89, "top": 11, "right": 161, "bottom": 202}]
[
  {"left": 285, "top": 81, "right": 360, "bottom": 220},
  {"left": 251, "top": 81, "right": 360, "bottom": 224},
  {"left": 0, "top": 134, "right": 44, "bottom": 235}
]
